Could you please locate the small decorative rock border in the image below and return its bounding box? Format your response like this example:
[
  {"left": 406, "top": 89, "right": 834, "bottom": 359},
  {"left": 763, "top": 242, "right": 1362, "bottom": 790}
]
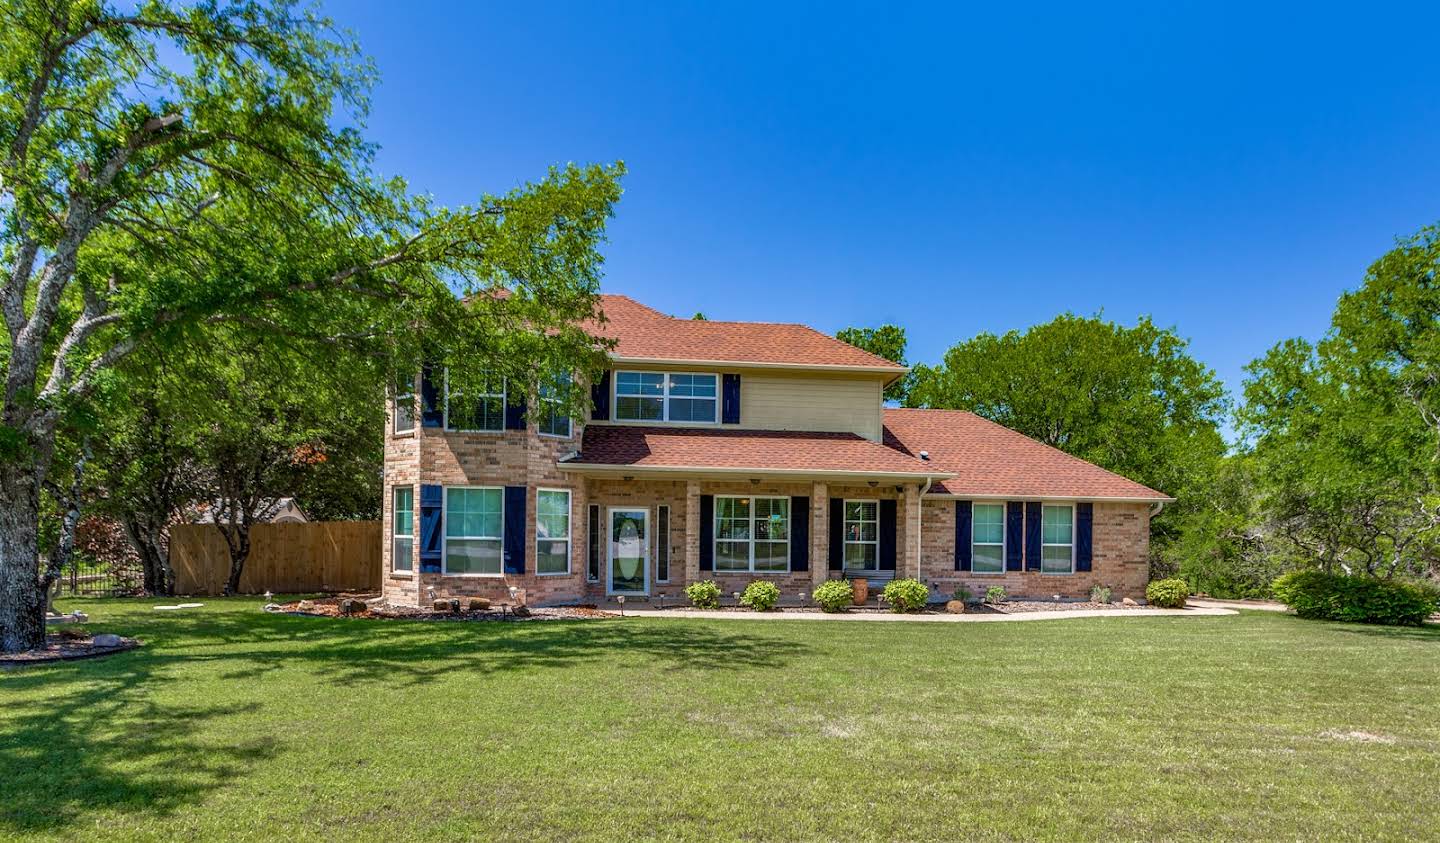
[{"left": 0, "top": 632, "right": 140, "bottom": 666}]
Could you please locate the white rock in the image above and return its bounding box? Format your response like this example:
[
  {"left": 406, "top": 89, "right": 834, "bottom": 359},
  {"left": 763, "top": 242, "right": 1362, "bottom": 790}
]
[{"left": 92, "top": 633, "right": 124, "bottom": 647}]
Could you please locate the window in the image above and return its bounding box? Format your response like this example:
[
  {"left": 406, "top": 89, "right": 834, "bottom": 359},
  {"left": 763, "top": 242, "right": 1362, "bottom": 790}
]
[
  {"left": 587, "top": 504, "right": 600, "bottom": 581},
  {"left": 1041, "top": 504, "right": 1075, "bottom": 574},
  {"left": 536, "top": 489, "right": 571, "bottom": 575},
  {"left": 842, "top": 500, "right": 879, "bottom": 572},
  {"left": 715, "top": 496, "right": 789, "bottom": 573},
  {"left": 446, "top": 371, "right": 505, "bottom": 432},
  {"left": 971, "top": 503, "right": 1005, "bottom": 574},
  {"left": 614, "top": 371, "right": 717, "bottom": 423},
  {"left": 656, "top": 505, "right": 670, "bottom": 582},
  {"left": 444, "top": 487, "right": 503, "bottom": 575},
  {"left": 393, "top": 375, "right": 416, "bottom": 434},
  {"left": 392, "top": 486, "right": 414, "bottom": 573},
  {"left": 538, "top": 374, "right": 572, "bottom": 437}
]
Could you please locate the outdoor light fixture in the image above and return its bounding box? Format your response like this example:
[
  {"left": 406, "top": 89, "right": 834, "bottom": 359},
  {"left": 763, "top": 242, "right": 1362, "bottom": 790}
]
[{"left": 617, "top": 594, "right": 625, "bottom": 617}]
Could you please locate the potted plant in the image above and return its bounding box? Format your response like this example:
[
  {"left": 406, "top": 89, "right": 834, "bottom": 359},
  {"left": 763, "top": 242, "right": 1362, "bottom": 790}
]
[{"left": 850, "top": 575, "right": 869, "bottom": 606}]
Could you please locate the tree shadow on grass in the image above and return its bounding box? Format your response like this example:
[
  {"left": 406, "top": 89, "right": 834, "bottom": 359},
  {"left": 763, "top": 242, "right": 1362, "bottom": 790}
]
[
  {"left": 0, "top": 610, "right": 810, "bottom": 834},
  {"left": 1328, "top": 621, "right": 1440, "bottom": 643}
]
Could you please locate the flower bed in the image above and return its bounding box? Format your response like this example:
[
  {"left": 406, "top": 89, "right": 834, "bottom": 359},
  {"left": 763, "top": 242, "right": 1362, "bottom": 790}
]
[{"left": 272, "top": 596, "right": 615, "bottom": 622}]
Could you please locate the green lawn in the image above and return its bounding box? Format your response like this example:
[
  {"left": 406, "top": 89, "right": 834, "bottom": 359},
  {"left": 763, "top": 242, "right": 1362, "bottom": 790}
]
[{"left": 2, "top": 600, "right": 1438, "bottom": 841}]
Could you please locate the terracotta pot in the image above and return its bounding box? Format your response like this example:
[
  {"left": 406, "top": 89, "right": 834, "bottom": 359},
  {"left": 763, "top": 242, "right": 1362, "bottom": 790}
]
[
  {"left": 945, "top": 599, "right": 966, "bottom": 614},
  {"left": 851, "top": 578, "right": 869, "bottom": 605}
]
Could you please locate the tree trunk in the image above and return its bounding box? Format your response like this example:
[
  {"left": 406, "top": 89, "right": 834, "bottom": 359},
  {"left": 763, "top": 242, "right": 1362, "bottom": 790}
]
[
  {"left": 219, "top": 522, "right": 252, "bottom": 596},
  {"left": 0, "top": 464, "right": 46, "bottom": 653},
  {"left": 122, "top": 516, "right": 176, "bottom": 596}
]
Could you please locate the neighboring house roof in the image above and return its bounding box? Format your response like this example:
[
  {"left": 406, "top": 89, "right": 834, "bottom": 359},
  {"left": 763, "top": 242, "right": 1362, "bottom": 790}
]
[
  {"left": 590, "top": 294, "right": 907, "bottom": 374},
  {"left": 190, "top": 497, "right": 310, "bottom": 524},
  {"left": 562, "top": 425, "right": 948, "bottom": 480},
  {"left": 882, "top": 408, "right": 1171, "bottom": 501}
]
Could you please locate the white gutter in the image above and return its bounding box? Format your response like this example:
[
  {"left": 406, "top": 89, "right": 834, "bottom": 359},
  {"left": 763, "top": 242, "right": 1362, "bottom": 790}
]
[
  {"left": 925, "top": 492, "right": 1175, "bottom": 504},
  {"left": 608, "top": 355, "right": 907, "bottom": 376},
  {"left": 556, "top": 462, "right": 953, "bottom": 482},
  {"left": 1149, "top": 501, "right": 1166, "bottom": 517}
]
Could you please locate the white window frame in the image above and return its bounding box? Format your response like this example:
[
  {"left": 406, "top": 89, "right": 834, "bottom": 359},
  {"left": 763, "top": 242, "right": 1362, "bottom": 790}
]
[
  {"left": 842, "top": 499, "right": 879, "bottom": 573},
  {"left": 392, "top": 485, "right": 414, "bottom": 575},
  {"left": 444, "top": 369, "right": 506, "bottom": 433},
  {"left": 535, "top": 488, "right": 572, "bottom": 576},
  {"left": 713, "top": 495, "right": 790, "bottom": 574},
  {"left": 1040, "top": 502, "right": 1076, "bottom": 575},
  {"left": 393, "top": 375, "right": 416, "bottom": 436},
  {"left": 655, "top": 504, "right": 671, "bottom": 582},
  {"left": 613, "top": 371, "right": 719, "bottom": 424},
  {"left": 537, "top": 375, "right": 573, "bottom": 438},
  {"left": 441, "top": 486, "right": 505, "bottom": 577},
  {"left": 970, "top": 502, "right": 1006, "bottom": 575}
]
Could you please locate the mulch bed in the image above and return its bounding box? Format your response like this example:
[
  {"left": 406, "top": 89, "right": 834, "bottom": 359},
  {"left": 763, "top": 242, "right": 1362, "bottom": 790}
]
[
  {"left": 0, "top": 631, "right": 140, "bottom": 666},
  {"left": 666, "top": 599, "right": 1147, "bottom": 615},
  {"left": 273, "top": 595, "right": 616, "bottom": 622}
]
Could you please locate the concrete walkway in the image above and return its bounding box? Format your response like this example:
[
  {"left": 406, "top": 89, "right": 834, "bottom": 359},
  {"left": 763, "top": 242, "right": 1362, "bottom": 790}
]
[
  {"left": 1188, "top": 597, "right": 1289, "bottom": 613},
  {"left": 610, "top": 605, "right": 1237, "bottom": 623}
]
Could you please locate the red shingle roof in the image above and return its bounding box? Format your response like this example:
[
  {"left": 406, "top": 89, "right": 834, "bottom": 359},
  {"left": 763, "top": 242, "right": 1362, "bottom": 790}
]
[
  {"left": 590, "top": 295, "right": 906, "bottom": 372},
  {"left": 882, "top": 408, "right": 1171, "bottom": 500},
  {"left": 566, "top": 425, "right": 943, "bottom": 478}
]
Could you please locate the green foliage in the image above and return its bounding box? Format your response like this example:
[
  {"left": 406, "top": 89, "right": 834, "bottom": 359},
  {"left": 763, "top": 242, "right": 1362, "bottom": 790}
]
[
  {"left": 985, "top": 585, "right": 1007, "bottom": 604},
  {"left": 882, "top": 578, "right": 929, "bottom": 613},
  {"left": 953, "top": 584, "right": 972, "bottom": 602},
  {"left": 1145, "top": 578, "right": 1189, "bottom": 608},
  {"left": 812, "top": 579, "right": 853, "bottom": 613},
  {"left": 739, "top": 581, "right": 780, "bottom": 612},
  {"left": 691, "top": 312, "right": 708, "bottom": 320},
  {"left": 1089, "top": 584, "right": 1113, "bottom": 604},
  {"left": 1272, "top": 571, "right": 1440, "bottom": 626},
  {"left": 836, "top": 324, "right": 913, "bottom": 402},
  {"left": 685, "top": 580, "right": 721, "bottom": 610}
]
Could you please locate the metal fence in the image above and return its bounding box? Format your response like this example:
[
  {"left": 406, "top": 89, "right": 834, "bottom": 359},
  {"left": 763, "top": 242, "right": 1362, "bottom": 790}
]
[{"left": 51, "top": 557, "right": 144, "bottom": 598}]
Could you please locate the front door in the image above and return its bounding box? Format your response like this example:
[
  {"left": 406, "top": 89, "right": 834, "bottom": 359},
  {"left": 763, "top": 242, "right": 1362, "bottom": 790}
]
[{"left": 608, "top": 508, "right": 649, "bottom": 596}]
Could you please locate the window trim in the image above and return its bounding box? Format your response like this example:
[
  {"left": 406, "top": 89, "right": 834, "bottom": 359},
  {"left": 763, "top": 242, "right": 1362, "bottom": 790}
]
[
  {"left": 713, "top": 495, "right": 791, "bottom": 574},
  {"left": 1040, "top": 501, "right": 1077, "bottom": 575},
  {"left": 443, "top": 369, "right": 507, "bottom": 433},
  {"left": 535, "top": 488, "right": 572, "bottom": 576},
  {"left": 392, "top": 376, "right": 416, "bottom": 436},
  {"left": 612, "top": 370, "right": 720, "bottom": 424},
  {"left": 391, "top": 485, "right": 415, "bottom": 576},
  {"left": 441, "top": 485, "right": 505, "bottom": 577},
  {"left": 655, "top": 504, "right": 671, "bottom": 583},
  {"left": 969, "top": 502, "right": 1006, "bottom": 575},
  {"left": 537, "top": 376, "right": 573, "bottom": 439},
  {"left": 842, "top": 499, "right": 880, "bottom": 573}
]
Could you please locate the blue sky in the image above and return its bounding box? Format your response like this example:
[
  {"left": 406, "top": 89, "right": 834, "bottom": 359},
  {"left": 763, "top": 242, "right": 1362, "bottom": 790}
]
[{"left": 332, "top": 1, "right": 1440, "bottom": 412}]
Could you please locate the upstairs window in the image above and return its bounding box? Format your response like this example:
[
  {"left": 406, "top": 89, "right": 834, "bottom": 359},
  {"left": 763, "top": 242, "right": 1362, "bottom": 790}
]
[
  {"left": 971, "top": 503, "right": 1005, "bottom": 574},
  {"left": 393, "top": 375, "right": 416, "bottom": 434},
  {"left": 538, "top": 374, "right": 572, "bottom": 438},
  {"left": 1041, "top": 504, "right": 1075, "bottom": 574},
  {"left": 446, "top": 372, "right": 505, "bottom": 432},
  {"left": 614, "top": 372, "right": 717, "bottom": 423}
]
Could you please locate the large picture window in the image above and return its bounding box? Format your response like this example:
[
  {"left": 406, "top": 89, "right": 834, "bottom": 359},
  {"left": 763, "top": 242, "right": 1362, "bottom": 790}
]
[
  {"left": 614, "top": 371, "right": 718, "bottom": 423},
  {"left": 392, "top": 486, "right": 414, "bottom": 573},
  {"left": 536, "top": 489, "right": 571, "bottom": 575},
  {"left": 842, "top": 500, "right": 878, "bottom": 572},
  {"left": 444, "top": 487, "right": 503, "bottom": 575},
  {"left": 1041, "top": 504, "right": 1075, "bottom": 574},
  {"left": 715, "top": 496, "right": 789, "bottom": 572},
  {"left": 971, "top": 503, "right": 1005, "bottom": 574},
  {"left": 446, "top": 371, "right": 506, "bottom": 432}
]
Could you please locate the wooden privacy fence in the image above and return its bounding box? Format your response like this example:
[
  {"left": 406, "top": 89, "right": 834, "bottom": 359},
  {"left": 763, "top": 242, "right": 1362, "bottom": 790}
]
[{"left": 169, "top": 521, "right": 381, "bottom": 595}]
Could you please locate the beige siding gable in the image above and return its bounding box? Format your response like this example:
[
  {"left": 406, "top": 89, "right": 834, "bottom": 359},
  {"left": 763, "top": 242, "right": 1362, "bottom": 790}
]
[{"left": 740, "top": 374, "right": 884, "bottom": 441}]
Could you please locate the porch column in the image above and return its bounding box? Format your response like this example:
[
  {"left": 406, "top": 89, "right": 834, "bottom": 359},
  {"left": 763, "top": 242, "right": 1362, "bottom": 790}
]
[
  {"left": 905, "top": 482, "right": 922, "bottom": 579},
  {"left": 811, "top": 481, "right": 828, "bottom": 588},
  {"left": 685, "top": 479, "right": 701, "bottom": 583}
]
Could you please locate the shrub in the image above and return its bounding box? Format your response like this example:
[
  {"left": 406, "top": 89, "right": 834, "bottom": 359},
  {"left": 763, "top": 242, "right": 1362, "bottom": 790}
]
[
  {"left": 685, "top": 580, "right": 721, "bottom": 610},
  {"left": 1089, "top": 584, "right": 1113, "bottom": 604},
  {"left": 985, "top": 585, "right": 1007, "bottom": 604},
  {"left": 813, "top": 579, "right": 853, "bottom": 613},
  {"left": 882, "top": 578, "right": 930, "bottom": 613},
  {"left": 953, "top": 584, "right": 972, "bottom": 602},
  {"left": 1146, "top": 578, "right": 1189, "bottom": 608},
  {"left": 1272, "top": 570, "right": 1440, "bottom": 626},
  {"left": 740, "top": 580, "right": 781, "bottom": 612}
]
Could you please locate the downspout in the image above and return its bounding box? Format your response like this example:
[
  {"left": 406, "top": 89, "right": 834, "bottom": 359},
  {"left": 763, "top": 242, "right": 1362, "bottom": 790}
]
[
  {"left": 1149, "top": 501, "right": 1166, "bottom": 518},
  {"left": 916, "top": 476, "right": 933, "bottom": 579}
]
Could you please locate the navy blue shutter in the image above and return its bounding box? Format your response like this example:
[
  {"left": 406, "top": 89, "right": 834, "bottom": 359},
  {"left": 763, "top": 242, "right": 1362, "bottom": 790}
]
[
  {"left": 1076, "top": 503, "right": 1093, "bottom": 572},
  {"left": 790, "top": 496, "right": 809, "bottom": 571},
  {"left": 1025, "top": 501, "right": 1042, "bottom": 571},
  {"left": 699, "top": 495, "right": 714, "bottom": 571},
  {"left": 503, "top": 486, "right": 526, "bottom": 574},
  {"left": 504, "top": 388, "right": 527, "bottom": 430},
  {"left": 879, "top": 499, "right": 897, "bottom": 571},
  {"left": 828, "top": 498, "right": 843, "bottom": 570},
  {"left": 954, "top": 500, "right": 972, "bottom": 571},
  {"left": 1006, "top": 502, "right": 1024, "bottom": 571},
  {"left": 722, "top": 374, "right": 741, "bottom": 424},
  {"left": 419, "top": 484, "right": 443, "bottom": 572},
  {"left": 420, "top": 366, "right": 443, "bottom": 428},
  {"left": 590, "top": 370, "right": 611, "bottom": 421}
]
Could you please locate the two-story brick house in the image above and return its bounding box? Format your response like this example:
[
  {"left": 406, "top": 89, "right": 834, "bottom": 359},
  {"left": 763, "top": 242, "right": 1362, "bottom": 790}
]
[{"left": 381, "top": 294, "right": 1170, "bottom": 607}]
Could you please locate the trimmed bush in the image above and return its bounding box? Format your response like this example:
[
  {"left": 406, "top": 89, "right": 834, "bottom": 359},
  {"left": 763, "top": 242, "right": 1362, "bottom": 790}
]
[
  {"left": 953, "top": 584, "right": 973, "bottom": 602},
  {"left": 1089, "top": 584, "right": 1113, "bottom": 604},
  {"left": 1272, "top": 570, "right": 1440, "bottom": 626},
  {"left": 813, "top": 579, "right": 853, "bottom": 613},
  {"left": 685, "top": 580, "right": 721, "bottom": 610},
  {"left": 985, "top": 585, "right": 1007, "bottom": 604},
  {"left": 740, "top": 580, "right": 781, "bottom": 612},
  {"left": 1146, "top": 578, "right": 1189, "bottom": 608},
  {"left": 882, "top": 578, "right": 930, "bottom": 613}
]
